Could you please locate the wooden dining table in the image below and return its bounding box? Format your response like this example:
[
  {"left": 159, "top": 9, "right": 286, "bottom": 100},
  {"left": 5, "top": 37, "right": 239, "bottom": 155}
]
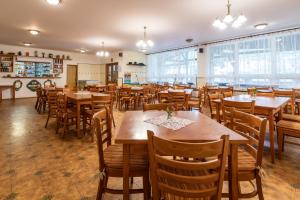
[
  {"left": 65, "top": 91, "right": 110, "bottom": 137},
  {"left": 115, "top": 110, "right": 248, "bottom": 200},
  {"left": 213, "top": 95, "right": 290, "bottom": 163}
]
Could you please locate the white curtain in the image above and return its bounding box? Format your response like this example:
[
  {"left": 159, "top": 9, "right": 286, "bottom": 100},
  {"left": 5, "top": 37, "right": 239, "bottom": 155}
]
[
  {"left": 147, "top": 47, "right": 198, "bottom": 84},
  {"left": 208, "top": 30, "right": 300, "bottom": 88}
]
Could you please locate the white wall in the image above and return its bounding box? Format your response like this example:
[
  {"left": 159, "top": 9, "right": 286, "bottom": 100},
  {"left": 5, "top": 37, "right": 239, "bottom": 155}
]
[
  {"left": 0, "top": 44, "right": 104, "bottom": 99},
  {"left": 109, "top": 50, "right": 147, "bottom": 84}
]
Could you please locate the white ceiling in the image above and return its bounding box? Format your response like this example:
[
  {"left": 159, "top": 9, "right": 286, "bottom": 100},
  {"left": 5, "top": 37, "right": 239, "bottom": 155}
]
[{"left": 0, "top": 0, "right": 300, "bottom": 53}]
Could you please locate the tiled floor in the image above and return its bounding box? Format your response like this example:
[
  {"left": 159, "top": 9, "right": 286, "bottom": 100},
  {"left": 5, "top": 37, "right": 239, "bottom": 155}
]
[{"left": 0, "top": 98, "right": 299, "bottom": 200}]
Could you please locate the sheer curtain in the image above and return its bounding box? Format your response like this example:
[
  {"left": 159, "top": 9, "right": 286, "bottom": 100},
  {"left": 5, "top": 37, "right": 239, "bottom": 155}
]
[
  {"left": 208, "top": 29, "right": 300, "bottom": 88},
  {"left": 147, "top": 47, "right": 198, "bottom": 84}
]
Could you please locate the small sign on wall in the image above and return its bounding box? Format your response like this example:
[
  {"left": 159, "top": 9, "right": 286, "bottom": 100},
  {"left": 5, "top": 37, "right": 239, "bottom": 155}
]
[
  {"left": 27, "top": 80, "right": 41, "bottom": 92},
  {"left": 124, "top": 72, "right": 131, "bottom": 84}
]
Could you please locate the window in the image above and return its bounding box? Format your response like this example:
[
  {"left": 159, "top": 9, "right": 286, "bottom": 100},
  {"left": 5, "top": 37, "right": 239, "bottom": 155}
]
[
  {"left": 208, "top": 30, "right": 300, "bottom": 87},
  {"left": 147, "top": 47, "right": 198, "bottom": 84}
]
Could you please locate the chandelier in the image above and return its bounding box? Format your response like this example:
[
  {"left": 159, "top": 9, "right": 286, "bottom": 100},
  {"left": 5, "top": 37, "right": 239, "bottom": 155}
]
[
  {"left": 96, "top": 42, "right": 110, "bottom": 57},
  {"left": 213, "top": 0, "right": 247, "bottom": 30},
  {"left": 136, "top": 26, "right": 154, "bottom": 52}
]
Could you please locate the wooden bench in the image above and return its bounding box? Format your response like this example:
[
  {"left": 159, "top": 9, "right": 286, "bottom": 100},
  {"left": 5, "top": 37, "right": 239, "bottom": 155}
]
[{"left": 277, "top": 120, "right": 300, "bottom": 159}]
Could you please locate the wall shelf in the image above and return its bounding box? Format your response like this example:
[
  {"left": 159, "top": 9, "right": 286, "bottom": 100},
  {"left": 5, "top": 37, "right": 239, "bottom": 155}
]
[
  {"left": 127, "top": 63, "right": 146, "bottom": 67},
  {"left": 1, "top": 77, "right": 61, "bottom": 79}
]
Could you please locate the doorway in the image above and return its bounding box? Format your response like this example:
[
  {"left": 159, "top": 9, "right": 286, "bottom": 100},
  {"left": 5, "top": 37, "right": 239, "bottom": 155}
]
[
  {"left": 106, "top": 62, "right": 118, "bottom": 84},
  {"left": 67, "top": 65, "right": 78, "bottom": 89}
]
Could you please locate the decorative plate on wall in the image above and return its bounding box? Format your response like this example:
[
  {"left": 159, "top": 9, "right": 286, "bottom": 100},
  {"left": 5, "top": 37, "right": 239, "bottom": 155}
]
[
  {"left": 13, "top": 80, "right": 23, "bottom": 91},
  {"left": 27, "top": 80, "right": 41, "bottom": 92}
]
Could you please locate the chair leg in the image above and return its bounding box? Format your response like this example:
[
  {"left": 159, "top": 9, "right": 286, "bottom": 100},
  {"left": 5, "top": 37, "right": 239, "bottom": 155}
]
[
  {"left": 96, "top": 175, "right": 107, "bottom": 200},
  {"left": 277, "top": 128, "right": 283, "bottom": 160},
  {"left": 143, "top": 172, "right": 150, "bottom": 200},
  {"left": 83, "top": 115, "right": 87, "bottom": 135},
  {"left": 45, "top": 114, "right": 50, "bottom": 128},
  {"left": 256, "top": 175, "right": 264, "bottom": 200},
  {"left": 110, "top": 111, "right": 116, "bottom": 128}
]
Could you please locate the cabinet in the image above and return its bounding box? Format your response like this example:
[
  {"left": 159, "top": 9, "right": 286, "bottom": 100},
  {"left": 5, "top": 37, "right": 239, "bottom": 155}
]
[{"left": 0, "top": 54, "right": 14, "bottom": 72}]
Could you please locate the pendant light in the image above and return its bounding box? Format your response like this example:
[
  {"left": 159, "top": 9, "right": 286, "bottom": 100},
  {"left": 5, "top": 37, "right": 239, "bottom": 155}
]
[
  {"left": 96, "top": 42, "right": 110, "bottom": 57},
  {"left": 136, "top": 26, "right": 154, "bottom": 52}
]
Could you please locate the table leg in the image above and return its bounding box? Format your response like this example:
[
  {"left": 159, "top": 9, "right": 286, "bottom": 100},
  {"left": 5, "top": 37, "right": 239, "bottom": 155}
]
[
  {"left": 76, "top": 103, "right": 81, "bottom": 137},
  {"left": 268, "top": 110, "right": 275, "bottom": 163},
  {"left": 12, "top": 86, "right": 15, "bottom": 101},
  {"left": 216, "top": 103, "right": 221, "bottom": 123},
  {"left": 228, "top": 144, "right": 239, "bottom": 200},
  {"left": 123, "top": 144, "right": 130, "bottom": 200},
  {"left": 0, "top": 89, "right": 2, "bottom": 103}
]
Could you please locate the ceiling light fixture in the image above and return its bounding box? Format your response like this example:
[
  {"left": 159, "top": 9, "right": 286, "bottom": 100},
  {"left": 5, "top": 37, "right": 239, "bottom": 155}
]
[
  {"left": 23, "top": 42, "right": 32, "bottom": 47},
  {"left": 136, "top": 26, "right": 154, "bottom": 52},
  {"left": 80, "top": 49, "right": 87, "bottom": 53},
  {"left": 254, "top": 23, "right": 268, "bottom": 30},
  {"left": 46, "top": 0, "right": 61, "bottom": 6},
  {"left": 213, "top": 0, "right": 247, "bottom": 30},
  {"left": 96, "top": 42, "right": 109, "bottom": 57},
  {"left": 28, "top": 29, "right": 40, "bottom": 35}
]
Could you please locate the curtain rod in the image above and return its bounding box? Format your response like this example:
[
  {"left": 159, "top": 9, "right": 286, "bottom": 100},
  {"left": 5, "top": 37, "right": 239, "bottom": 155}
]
[
  {"left": 202, "top": 26, "right": 300, "bottom": 45},
  {"left": 146, "top": 44, "right": 198, "bottom": 55}
]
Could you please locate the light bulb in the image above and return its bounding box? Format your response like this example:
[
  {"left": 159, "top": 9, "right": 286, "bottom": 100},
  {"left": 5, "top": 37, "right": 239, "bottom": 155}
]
[
  {"left": 223, "top": 15, "right": 234, "bottom": 23},
  {"left": 136, "top": 40, "right": 143, "bottom": 47},
  {"left": 232, "top": 20, "right": 241, "bottom": 28},
  {"left": 213, "top": 19, "right": 222, "bottom": 27},
  {"left": 218, "top": 22, "right": 227, "bottom": 30},
  {"left": 236, "top": 15, "right": 247, "bottom": 24},
  {"left": 104, "top": 52, "right": 109, "bottom": 57},
  {"left": 147, "top": 40, "right": 154, "bottom": 47}
]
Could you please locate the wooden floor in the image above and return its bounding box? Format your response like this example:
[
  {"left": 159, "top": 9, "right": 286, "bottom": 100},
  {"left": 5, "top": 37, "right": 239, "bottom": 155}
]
[{"left": 0, "top": 98, "right": 299, "bottom": 200}]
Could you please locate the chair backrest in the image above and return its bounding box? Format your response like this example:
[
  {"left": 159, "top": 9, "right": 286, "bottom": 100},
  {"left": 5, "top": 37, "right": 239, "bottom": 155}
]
[
  {"left": 147, "top": 131, "right": 229, "bottom": 200},
  {"left": 168, "top": 91, "right": 186, "bottom": 109},
  {"left": 89, "top": 86, "right": 99, "bottom": 92},
  {"left": 119, "top": 87, "right": 132, "bottom": 96},
  {"left": 223, "top": 91, "right": 233, "bottom": 98},
  {"left": 107, "top": 84, "right": 117, "bottom": 92},
  {"left": 227, "top": 108, "right": 267, "bottom": 167},
  {"left": 247, "top": 88, "right": 256, "bottom": 96},
  {"left": 47, "top": 90, "right": 58, "bottom": 114},
  {"left": 91, "top": 95, "right": 112, "bottom": 114},
  {"left": 143, "top": 103, "right": 177, "bottom": 111},
  {"left": 36, "top": 86, "right": 42, "bottom": 98},
  {"left": 274, "top": 89, "right": 295, "bottom": 114},
  {"left": 208, "top": 93, "right": 221, "bottom": 114},
  {"left": 92, "top": 108, "right": 112, "bottom": 171},
  {"left": 256, "top": 92, "right": 274, "bottom": 97},
  {"left": 221, "top": 99, "right": 255, "bottom": 125},
  {"left": 56, "top": 93, "right": 68, "bottom": 114}
]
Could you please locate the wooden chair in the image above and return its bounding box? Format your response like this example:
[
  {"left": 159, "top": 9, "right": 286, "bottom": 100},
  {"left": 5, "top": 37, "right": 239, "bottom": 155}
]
[
  {"left": 92, "top": 109, "right": 150, "bottom": 200},
  {"left": 143, "top": 103, "right": 177, "bottom": 111},
  {"left": 273, "top": 89, "right": 295, "bottom": 114},
  {"left": 187, "top": 88, "right": 202, "bottom": 112},
  {"left": 277, "top": 120, "right": 300, "bottom": 159},
  {"left": 208, "top": 93, "right": 221, "bottom": 120},
  {"left": 45, "top": 90, "right": 58, "bottom": 128},
  {"left": 147, "top": 130, "right": 229, "bottom": 200},
  {"left": 83, "top": 95, "right": 115, "bottom": 139},
  {"left": 139, "top": 86, "right": 152, "bottom": 105},
  {"left": 56, "top": 93, "right": 77, "bottom": 137},
  {"left": 168, "top": 91, "right": 187, "bottom": 110},
  {"left": 223, "top": 108, "right": 267, "bottom": 199},
  {"left": 247, "top": 88, "right": 256, "bottom": 96},
  {"left": 221, "top": 99, "right": 255, "bottom": 126},
  {"left": 118, "top": 87, "right": 135, "bottom": 110},
  {"left": 35, "top": 86, "right": 47, "bottom": 113}
]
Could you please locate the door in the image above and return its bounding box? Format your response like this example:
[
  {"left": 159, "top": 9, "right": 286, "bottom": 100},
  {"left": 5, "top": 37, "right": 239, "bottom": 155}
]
[
  {"left": 67, "top": 65, "right": 78, "bottom": 89},
  {"left": 106, "top": 62, "right": 118, "bottom": 84}
]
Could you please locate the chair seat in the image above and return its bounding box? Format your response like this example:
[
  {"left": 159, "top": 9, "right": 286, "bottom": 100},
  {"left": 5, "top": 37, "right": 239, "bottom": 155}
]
[
  {"left": 282, "top": 114, "right": 300, "bottom": 122},
  {"left": 188, "top": 100, "right": 199, "bottom": 106},
  {"left": 104, "top": 144, "right": 148, "bottom": 170}
]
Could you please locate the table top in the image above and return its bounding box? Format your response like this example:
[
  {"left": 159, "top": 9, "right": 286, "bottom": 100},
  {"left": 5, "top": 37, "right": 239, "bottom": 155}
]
[
  {"left": 159, "top": 89, "right": 193, "bottom": 94},
  {"left": 115, "top": 111, "right": 248, "bottom": 145},
  {"left": 214, "top": 95, "right": 290, "bottom": 109},
  {"left": 65, "top": 91, "right": 110, "bottom": 101}
]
